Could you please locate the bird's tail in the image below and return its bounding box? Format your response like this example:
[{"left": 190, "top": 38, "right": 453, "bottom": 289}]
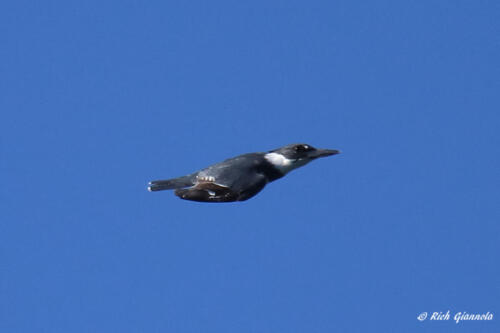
[{"left": 148, "top": 175, "right": 194, "bottom": 192}]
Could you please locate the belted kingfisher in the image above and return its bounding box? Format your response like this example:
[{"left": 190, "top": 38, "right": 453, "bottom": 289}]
[{"left": 148, "top": 143, "right": 340, "bottom": 202}]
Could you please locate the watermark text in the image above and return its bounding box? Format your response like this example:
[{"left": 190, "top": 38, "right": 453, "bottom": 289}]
[{"left": 417, "top": 311, "right": 493, "bottom": 323}]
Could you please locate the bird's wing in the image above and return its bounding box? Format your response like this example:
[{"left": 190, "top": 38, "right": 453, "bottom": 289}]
[
  {"left": 174, "top": 182, "right": 238, "bottom": 202},
  {"left": 175, "top": 173, "right": 267, "bottom": 203}
]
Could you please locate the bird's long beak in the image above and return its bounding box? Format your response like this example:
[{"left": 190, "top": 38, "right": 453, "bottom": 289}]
[{"left": 310, "top": 148, "right": 341, "bottom": 158}]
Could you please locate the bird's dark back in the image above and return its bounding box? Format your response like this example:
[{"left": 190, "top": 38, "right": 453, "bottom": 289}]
[{"left": 198, "top": 152, "right": 283, "bottom": 187}]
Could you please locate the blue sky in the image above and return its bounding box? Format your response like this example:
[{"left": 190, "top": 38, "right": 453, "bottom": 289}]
[{"left": 1, "top": 0, "right": 499, "bottom": 332}]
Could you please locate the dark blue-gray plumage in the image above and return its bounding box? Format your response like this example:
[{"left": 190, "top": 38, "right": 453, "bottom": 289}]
[{"left": 148, "top": 143, "right": 340, "bottom": 202}]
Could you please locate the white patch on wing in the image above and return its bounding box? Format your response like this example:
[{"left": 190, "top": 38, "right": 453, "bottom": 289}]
[
  {"left": 197, "top": 175, "right": 215, "bottom": 182},
  {"left": 194, "top": 174, "right": 229, "bottom": 189},
  {"left": 264, "top": 152, "right": 309, "bottom": 174}
]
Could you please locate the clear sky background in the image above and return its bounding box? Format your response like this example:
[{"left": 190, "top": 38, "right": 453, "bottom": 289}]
[{"left": 1, "top": 0, "right": 499, "bottom": 332}]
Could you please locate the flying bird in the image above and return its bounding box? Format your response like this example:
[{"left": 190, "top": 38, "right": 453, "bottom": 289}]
[{"left": 148, "top": 143, "right": 340, "bottom": 202}]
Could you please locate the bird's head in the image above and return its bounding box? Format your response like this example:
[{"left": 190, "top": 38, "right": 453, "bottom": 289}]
[{"left": 265, "top": 143, "right": 340, "bottom": 174}]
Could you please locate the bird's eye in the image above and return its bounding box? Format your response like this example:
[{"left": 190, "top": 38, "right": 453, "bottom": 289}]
[{"left": 295, "top": 145, "right": 308, "bottom": 152}]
